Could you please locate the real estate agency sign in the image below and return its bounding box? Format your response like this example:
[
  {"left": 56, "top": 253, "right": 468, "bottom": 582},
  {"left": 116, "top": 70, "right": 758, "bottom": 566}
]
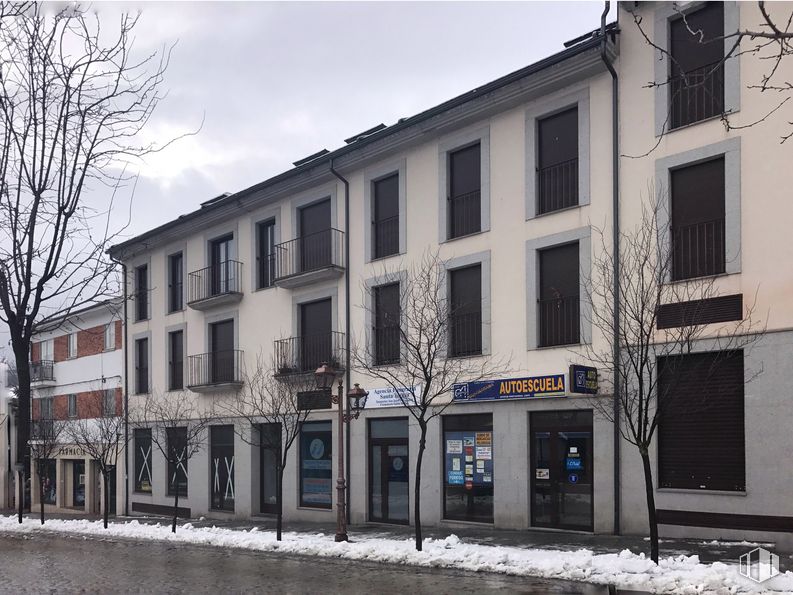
[{"left": 453, "top": 374, "right": 566, "bottom": 403}]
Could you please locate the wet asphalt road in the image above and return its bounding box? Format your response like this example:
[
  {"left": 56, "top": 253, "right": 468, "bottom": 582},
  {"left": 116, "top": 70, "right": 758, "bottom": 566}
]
[{"left": 0, "top": 532, "right": 611, "bottom": 594}]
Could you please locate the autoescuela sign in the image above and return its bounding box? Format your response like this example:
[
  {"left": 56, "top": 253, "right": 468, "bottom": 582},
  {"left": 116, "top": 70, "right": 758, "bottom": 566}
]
[{"left": 453, "top": 374, "right": 565, "bottom": 403}]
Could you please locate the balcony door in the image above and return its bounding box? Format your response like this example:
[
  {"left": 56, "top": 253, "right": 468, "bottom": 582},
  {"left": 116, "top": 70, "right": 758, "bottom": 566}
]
[
  {"left": 299, "top": 199, "right": 331, "bottom": 273},
  {"left": 300, "top": 298, "right": 332, "bottom": 372},
  {"left": 210, "top": 234, "right": 233, "bottom": 296},
  {"left": 211, "top": 319, "right": 234, "bottom": 383}
]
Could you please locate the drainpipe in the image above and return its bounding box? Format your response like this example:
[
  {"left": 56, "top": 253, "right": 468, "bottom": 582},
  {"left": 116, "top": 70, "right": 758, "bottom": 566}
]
[
  {"left": 329, "top": 159, "right": 352, "bottom": 526},
  {"left": 600, "top": 1, "right": 621, "bottom": 535},
  {"left": 110, "top": 255, "right": 130, "bottom": 517}
]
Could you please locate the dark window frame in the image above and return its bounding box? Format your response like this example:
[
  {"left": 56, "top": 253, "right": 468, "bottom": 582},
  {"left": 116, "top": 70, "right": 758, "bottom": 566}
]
[
  {"left": 538, "top": 242, "right": 580, "bottom": 348},
  {"left": 373, "top": 282, "right": 401, "bottom": 366},
  {"left": 299, "top": 420, "right": 332, "bottom": 509},
  {"left": 135, "top": 264, "right": 149, "bottom": 321},
  {"left": 448, "top": 264, "right": 482, "bottom": 358},
  {"left": 67, "top": 393, "right": 77, "bottom": 418},
  {"left": 537, "top": 106, "right": 579, "bottom": 215},
  {"left": 168, "top": 330, "right": 184, "bottom": 391},
  {"left": 166, "top": 426, "right": 189, "bottom": 498},
  {"left": 134, "top": 428, "right": 153, "bottom": 494},
  {"left": 372, "top": 173, "right": 400, "bottom": 260},
  {"left": 256, "top": 218, "right": 276, "bottom": 289},
  {"left": 135, "top": 337, "right": 149, "bottom": 395},
  {"left": 167, "top": 252, "right": 184, "bottom": 313},
  {"left": 447, "top": 142, "right": 482, "bottom": 240},
  {"left": 210, "top": 425, "right": 235, "bottom": 512}
]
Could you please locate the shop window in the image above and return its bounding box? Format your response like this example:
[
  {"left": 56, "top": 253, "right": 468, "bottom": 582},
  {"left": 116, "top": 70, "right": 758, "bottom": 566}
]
[
  {"left": 260, "top": 423, "right": 281, "bottom": 514},
  {"left": 166, "top": 427, "right": 188, "bottom": 497},
  {"left": 443, "top": 413, "right": 493, "bottom": 523},
  {"left": 41, "top": 459, "right": 57, "bottom": 505},
  {"left": 369, "top": 418, "right": 409, "bottom": 524},
  {"left": 134, "top": 428, "right": 153, "bottom": 493},
  {"left": 299, "top": 421, "right": 332, "bottom": 508},
  {"left": 210, "top": 425, "right": 235, "bottom": 512}
]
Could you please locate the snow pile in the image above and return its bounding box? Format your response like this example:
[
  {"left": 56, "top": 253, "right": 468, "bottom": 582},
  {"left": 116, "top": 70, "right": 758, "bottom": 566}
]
[{"left": 1, "top": 515, "right": 791, "bottom": 594}]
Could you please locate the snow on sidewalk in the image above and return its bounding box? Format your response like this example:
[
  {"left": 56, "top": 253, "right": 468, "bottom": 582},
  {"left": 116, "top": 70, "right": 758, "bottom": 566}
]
[{"left": 1, "top": 516, "right": 791, "bottom": 594}]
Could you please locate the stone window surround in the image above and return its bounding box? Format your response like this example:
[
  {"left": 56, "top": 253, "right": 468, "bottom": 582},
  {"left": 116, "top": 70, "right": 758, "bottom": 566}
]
[
  {"left": 437, "top": 125, "right": 491, "bottom": 243},
  {"left": 444, "top": 250, "right": 492, "bottom": 357},
  {"left": 291, "top": 285, "right": 340, "bottom": 338},
  {"left": 363, "top": 157, "right": 407, "bottom": 263},
  {"left": 249, "top": 205, "right": 281, "bottom": 292},
  {"left": 165, "top": 322, "right": 187, "bottom": 393},
  {"left": 653, "top": 1, "right": 741, "bottom": 137},
  {"left": 525, "top": 226, "right": 592, "bottom": 351},
  {"left": 654, "top": 137, "right": 741, "bottom": 279},
  {"left": 289, "top": 182, "right": 339, "bottom": 240},
  {"left": 130, "top": 256, "right": 151, "bottom": 323},
  {"left": 163, "top": 242, "right": 187, "bottom": 315},
  {"left": 363, "top": 270, "right": 408, "bottom": 366},
  {"left": 525, "top": 86, "right": 591, "bottom": 220},
  {"left": 203, "top": 309, "right": 240, "bottom": 355}
]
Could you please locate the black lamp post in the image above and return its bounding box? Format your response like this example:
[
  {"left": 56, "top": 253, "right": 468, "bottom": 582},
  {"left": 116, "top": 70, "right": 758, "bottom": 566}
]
[{"left": 314, "top": 362, "right": 367, "bottom": 542}]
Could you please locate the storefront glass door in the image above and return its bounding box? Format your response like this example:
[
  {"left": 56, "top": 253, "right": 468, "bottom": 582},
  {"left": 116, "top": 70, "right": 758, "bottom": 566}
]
[
  {"left": 369, "top": 418, "right": 409, "bottom": 524},
  {"left": 530, "top": 410, "right": 593, "bottom": 531}
]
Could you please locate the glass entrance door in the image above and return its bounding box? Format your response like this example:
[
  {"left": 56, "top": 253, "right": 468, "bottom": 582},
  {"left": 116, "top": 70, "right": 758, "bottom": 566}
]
[
  {"left": 369, "top": 418, "right": 409, "bottom": 524},
  {"left": 530, "top": 410, "right": 593, "bottom": 531}
]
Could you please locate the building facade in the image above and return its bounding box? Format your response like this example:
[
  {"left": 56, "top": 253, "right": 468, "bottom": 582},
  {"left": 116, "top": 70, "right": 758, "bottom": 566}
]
[
  {"left": 29, "top": 300, "right": 124, "bottom": 516},
  {"left": 109, "top": 1, "right": 793, "bottom": 548},
  {"left": 0, "top": 359, "right": 17, "bottom": 510}
]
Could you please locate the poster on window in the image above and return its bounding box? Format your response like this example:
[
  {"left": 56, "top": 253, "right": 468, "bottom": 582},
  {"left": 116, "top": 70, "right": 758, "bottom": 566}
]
[
  {"left": 444, "top": 430, "right": 493, "bottom": 487},
  {"left": 300, "top": 423, "right": 332, "bottom": 507}
]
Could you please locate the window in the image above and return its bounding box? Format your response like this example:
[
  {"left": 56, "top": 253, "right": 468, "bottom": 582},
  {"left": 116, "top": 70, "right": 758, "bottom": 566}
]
[
  {"left": 670, "top": 158, "right": 725, "bottom": 280},
  {"left": 369, "top": 418, "right": 409, "bottom": 524},
  {"left": 658, "top": 350, "right": 745, "bottom": 491},
  {"left": 259, "top": 423, "right": 281, "bottom": 514},
  {"left": 135, "top": 264, "right": 148, "bottom": 321},
  {"left": 209, "top": 320, "right": 235, "bottom": 384},
  {"left": 40, "top": 396, "right": 53, "bottom": 420},
  {"left": 443, "top": 414, "right": 493, "bottom": 523},
  {"left": 298, "top": 298, "right": 333, "bottom": 373},
  {"left": 299, "top": 421, "right": 332, "bottom": 508},
  {"left": 36, "top": 397, "right": 54, "bottom": 439},
  {"left": 210, "top": 425, "right": 235, "bottom": 511},
  {"left": 447, "top": 143, "right": 481, "bottom": 239},
  {"left": 134, "top": 429, "right": 153, "bottom": 493},
  {"left": 298, "top": 199, "right": 332, "bottom": 273},
  {"left": 41, "top": 459, "right": 57, "bottom": 505},
  {"left": 67, "top": 394, "right": 77, "bottom": 418},
  {"left": 538, "top": 243, "right": 580, "bottom": 347},
  {"left": 257, "top": 219, "right": 276, "bottom": 289},
  {"left": 103, "top": 323, "right": 115, "bottom": 351},
  {"left": 103, "top": 389, "right": 116, "bottom": 417},
  {"left": 40, "top": 339, "right": 53, "bottom": 362},
  {"left": 210, "top": 235, "right": 235, "bottom": 296},
  {"left": 135, "top": 338, "right": 149, "bottom": 394},
  {"left": 168, "top": 330, "right": 184, "bottom": 390},
  {"left": 168, "top": 252, "right": 184, "bottom": 312},
  {"left": 374, "top": 283, "right": 400, "bottom": 365},
  {"left": 373, "top": 174, "right": 399, "bottom": 259},
  {"left": 669, "top": 2, "right": 724, "bottom": 129},
  {"left": 449, "top": 265, "right": 482, "bottom": 357},
  {"left": 166, "top": 427, "right": 188, "bottom": 497},
  {"left": 537, "top": 107, "right": 578, "bottom": 214},
  {"left": 67, "top": 333, "right": 77, "bottom": 359}
]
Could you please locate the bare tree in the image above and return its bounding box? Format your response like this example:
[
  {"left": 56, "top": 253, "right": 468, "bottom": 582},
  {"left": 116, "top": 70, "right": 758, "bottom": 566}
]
[
  {"left": 582, "top": 199, "right": 764, "bottom": 563},
  {"left": 66, "top": 391, "right": 124, "bottom": 529},
  {"left": 353, "top": 251, "right": 509, "bottom": 551},
  {"left": 28, "top": 409, "right": 65, "bottom": 525},
  {"left": 0, "top": 3, "right": 177, "bottom": 523},
  {"left": 218, "top": 354, "right": 319, "bottom": 541},
  {"left": 130, "top": 392, "right": 214, "bottom": 533}
]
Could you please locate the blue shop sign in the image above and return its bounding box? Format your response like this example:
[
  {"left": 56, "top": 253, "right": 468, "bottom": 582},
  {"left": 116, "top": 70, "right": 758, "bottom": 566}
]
[
  {"left": 453, "top": 375, "right": 565, "bottom": 403},
  {"left": 569, "top": 365, "right": 598, "bottom": 394}
]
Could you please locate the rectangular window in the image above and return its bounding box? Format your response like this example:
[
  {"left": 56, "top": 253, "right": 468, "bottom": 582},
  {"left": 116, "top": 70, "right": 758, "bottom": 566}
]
[
  {"left": 166, "top": 427, "right": 188, "bottom": 497},
  {"left": 67, "top": 333, "right": 77, "bottom": 359},
  {"left": 537, "top": 107, "right": 578, "bottom": 214},
  {"left": 210, "top": 425, "right": 235, "bottom": 511},
  {"left": 67, "top": 394, "right": 77, "bottom": 418},
  {"left": 41, "top": 459, "right": 57, "bottom": 505},
  {"left": 671, "top": 157, "right": 725, "bottom": 280},
  {"left": 168, "top": 252, "right": 184, "bottom": 312},
  {"left": 374, "top": 282, "right": 400, "bottom": 365},
  {"left": 443, "top": 414, "right": 493, "bottom": 523},
  {"left": 669, "top": 2, "right": 724, "bottom": 129},
  {"left": 103, "top": 323, "right": 115, "bottom": 351},
  {"left": 298, "top": 298, "right": 333, "bottom": 373},
  {"left": 209, "top": 320, "right": 235, "bottom": 384},
  {"left": 40, "top": 339, "right": 54, "bottom": 361},
  {"left": 260, "top": 423, "right": 282, "bottom": 514},
  {"left": 40, "top": 397, "right": 53, "bottom": 420},
  {"left": 299, "top": 421, "right": 332, "bottom": 508},
  {"left": 369, "top": 418, "right": 409, "bottom": 524},
  {"left": 373, "top": 174, "right": 399, "bottom": 259},
  {"left": 168, "top": 330, "right": 184, "bottom": 391},
  {"left": 448, "top": 143, "right": 481, "bottom": 239},
  {"left": 538, "top": 243, "right": 580, "bottom": 347},
  {"left": 658, "top": 350, "right": 745, "bottom": 491},
  {"left": 298, "top": 199, "right": 332, "bottom": 273},
  {"left": 257, "top": 219, "right": 276, "bottom": 289},
  {"left": 135, "top": 338, "right": 149, "bottom": 394},
  {"left": 103, "top": 389, "right": 116, "bottom": 417},
  {"left": 135, "top": 264, "right": 148, "bottom": 321},
  {"left": 449, "top": 265, "right": 482, "bottom": 357},
  {"left": 134, "top": 429, "right": 153, "bottom": 493}
]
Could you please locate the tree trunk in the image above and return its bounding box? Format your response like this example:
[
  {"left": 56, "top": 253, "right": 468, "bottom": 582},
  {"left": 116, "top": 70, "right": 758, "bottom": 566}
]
[
  {"left": 13, "top": 340, "right": 31, "bottom": 525},
  {"left": 17, "top": 470, "right": 24, "bottom": 524},
  {"left": 172, "top": 480, "right": 180, "bottom": 534},
  {"left": 102, "top": 471, "right": 109, "bottom": 529},
  {"left": 38, "top": 473, "right": 45, "bottom": 525},
  {"left": 640, "top": 450, "right": 659, "bottom": 563},
  {"left": 413, "top": 422, "right": 427, "bottom": 552},
  {"left": 276, "top": 464, "right": 284, "bottom": 542}
]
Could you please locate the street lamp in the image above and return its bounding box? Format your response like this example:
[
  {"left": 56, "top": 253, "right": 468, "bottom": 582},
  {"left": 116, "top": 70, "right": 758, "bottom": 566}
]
[{"left": 314, "top": 362, "right": 368, "bottom": 542}]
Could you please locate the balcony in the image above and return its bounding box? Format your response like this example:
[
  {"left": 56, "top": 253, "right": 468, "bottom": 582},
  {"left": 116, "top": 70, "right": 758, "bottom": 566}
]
[
  {"left": 274, "top": 332, "right": 345, "bottom": 377},
  {"left": 537, "top": 158, "right": 578, "bottom": 215},
  {"left": 449, "top": 312, "right": 482, "bottom": 358},
  {"left": 187, "top": 350, "right": 244, "bottom": 393},
  {"left": 538, "top": 295, "right": 580, "bottom": 348},
  {"left": 274, "top": 228, "right": 345, "bottom": 289},
  {"left": 671, "top": 219, "right": 726, "bottom": 281},
  {"left": 30, "top": 360, "right": 55, "bottom": 387},
  {"left": 187, "top": 260, "right": 243, "bottom": 310},
  {"left": 669, "top": 62, "right": 724, "bottom": 130}
]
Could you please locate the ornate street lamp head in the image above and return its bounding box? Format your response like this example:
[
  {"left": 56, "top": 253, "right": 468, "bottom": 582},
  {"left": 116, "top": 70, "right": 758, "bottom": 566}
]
[
  {"left": 347, "top": 383, "right": 369, "bottom": 417},
  {"left": 314, "top": 362, "right": 338, "bottom": 390}
]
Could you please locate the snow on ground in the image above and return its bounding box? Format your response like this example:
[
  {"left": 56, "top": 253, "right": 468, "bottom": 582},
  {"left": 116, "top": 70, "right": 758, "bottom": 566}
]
[{"left": 1, "top": 515, "right": 791, "bottom": 594}]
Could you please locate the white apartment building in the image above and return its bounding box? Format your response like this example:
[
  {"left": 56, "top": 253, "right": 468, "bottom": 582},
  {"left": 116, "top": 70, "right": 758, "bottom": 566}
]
[
  {"left": 0, "top": 359, "right": 17, "bottom": 510},
  {"left": 29, "top": 300, "right": 124, "bottom": 516}
]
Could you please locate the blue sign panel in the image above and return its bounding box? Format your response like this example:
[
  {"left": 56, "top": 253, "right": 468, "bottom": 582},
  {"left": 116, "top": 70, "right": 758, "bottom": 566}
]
[
  {"left": 453, "top": 375, "right": 565, "bottom": 403},
  {"left": 569, "top": 365, "right": 598, "bottom": 394},
  {"left": 568, "top": 473, "right": 579, "bottom": 484},
  {"left": 566, "top": 457, "right": 583, "bottom": 470}
]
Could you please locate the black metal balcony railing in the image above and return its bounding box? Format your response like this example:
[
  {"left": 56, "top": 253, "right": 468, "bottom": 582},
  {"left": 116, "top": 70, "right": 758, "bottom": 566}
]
[
  {"left": 187, "top": 350, "right": 243, "bottom": 387},
  {"left": 258, "top": 253, "right": 276, "bottom": 289},
  {"left": 538, "top": 158, "right": 579, "bottom": 215},
  {"left": 374, "top": 325, "right": 400, "bottom": 365},
  {"left": 168, "top": 280, "right": 183, "bottom": 312},
  {"left": 669, "top": 62, "right": 724, "bottom": 129},
  {"left": 373, "top": 216, "right": 399, "bottom": 260},
  {"left": 449, "top": 311, "right": 482, "bottom": 357},
  {"left": 274, "top": 331, "right": 345, "bottom": 376},
  {"left": 188, "top": 260, "right": 243, "bottom": 304},
  {"left": 448, "top": 189, "right": 481, "bottom": 239},
  {"left": 30, "top": 360, "right": 55, "bottom": 383},
  {"left": 274, "top": 228, "right": 344, "bottom": 281},
  {"left": 671, "top": 218, "right": 726, "bottom": 281},
  {"left": 538, "top": 295, "right": 580, "bottom": 348}
]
